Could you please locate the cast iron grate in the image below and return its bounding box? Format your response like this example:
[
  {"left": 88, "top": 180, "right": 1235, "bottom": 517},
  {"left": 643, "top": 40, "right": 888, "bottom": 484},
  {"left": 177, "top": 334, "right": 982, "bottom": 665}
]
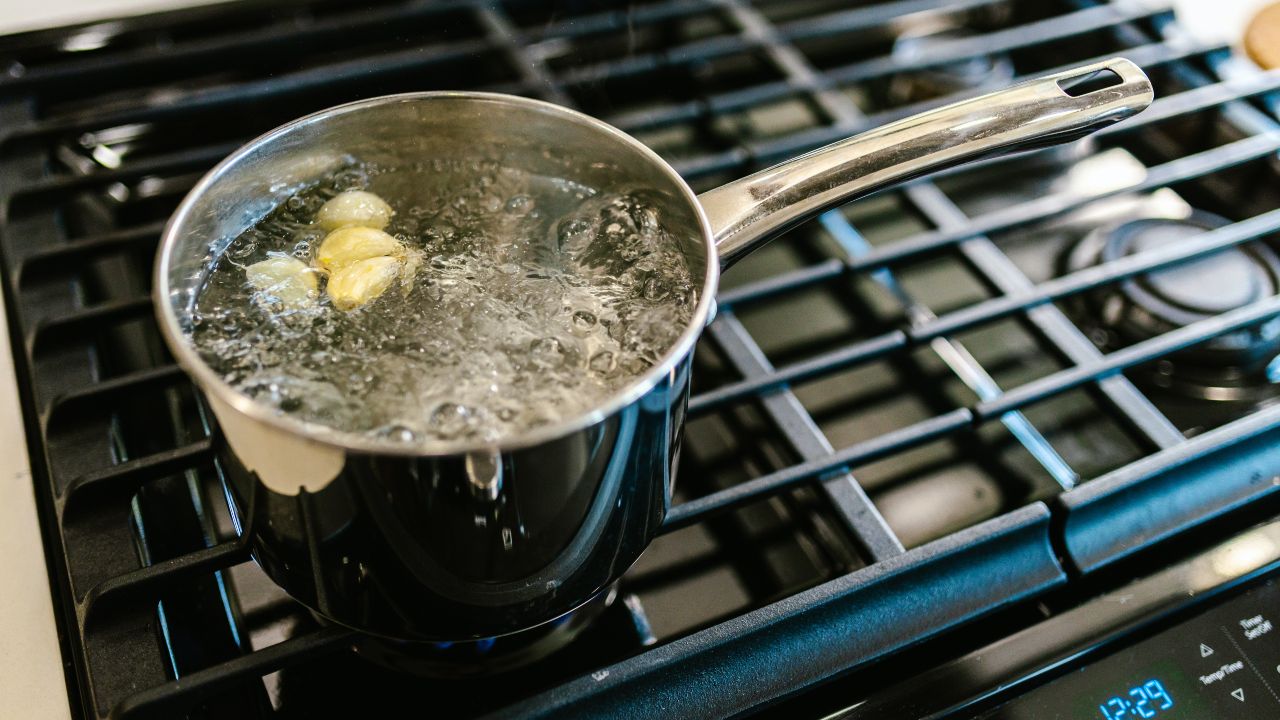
[{"left": 3, "top": 0, "right": 1280, "bottom": 718}]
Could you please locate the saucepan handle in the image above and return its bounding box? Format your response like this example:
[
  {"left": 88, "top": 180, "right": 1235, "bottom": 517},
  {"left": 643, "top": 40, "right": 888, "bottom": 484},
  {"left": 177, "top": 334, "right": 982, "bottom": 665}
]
[{"left": 698, "top": 57, "right": 1153, "bottom": 269}]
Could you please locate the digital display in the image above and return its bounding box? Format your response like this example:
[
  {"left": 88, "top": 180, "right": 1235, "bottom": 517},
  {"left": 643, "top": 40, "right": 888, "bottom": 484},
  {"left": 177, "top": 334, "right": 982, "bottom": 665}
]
[
  {"left": 974, "top": 577, "right": 1280, "bottom": 719},
  {"left": 1097, "top": 679, "right": 1173, "bottom": 719}
]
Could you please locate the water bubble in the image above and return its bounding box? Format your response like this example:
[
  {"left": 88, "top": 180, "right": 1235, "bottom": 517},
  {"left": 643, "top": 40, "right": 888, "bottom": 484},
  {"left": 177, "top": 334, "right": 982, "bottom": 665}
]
[
  {"left": 423, "top": 279, "right": 445, "bottom": 302},
  {"left": 529, "top": 337, "right": 567, "bottom": 368},
  {"left": 332, "top": 168, "right": 368, "bottom": 191},
  {"left": 641, "top": 276, "right": 668, "bottom": 301},
  {"left": 505, "top": 195, "right": 535, "bottom": 215},
  {"left": 228, "top": 238, "right": 259, "bottom": 259},
  {"left": 625, "top": 356, "right": 653, "bottom": 374},
  {"left": 588, "top": 351, "right": 616, "bottom": 375},
  {"left": 428, "top": 402, "right": 478, "bottom": 438},
  {"left": 556, "top": 217, "right": 593, "bottom": 253},
  {"left": 571, "top": 310, "right": 597, "bottom": 333},
  {"left": 374, "top": 424, "right": 418, "bottom": 443}
]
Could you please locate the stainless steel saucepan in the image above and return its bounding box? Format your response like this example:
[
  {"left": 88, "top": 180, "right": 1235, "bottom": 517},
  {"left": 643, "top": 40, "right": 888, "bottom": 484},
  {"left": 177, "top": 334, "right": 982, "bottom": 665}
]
[{"left": 155, "top": 59, "right": 1152, "bottom": 643}]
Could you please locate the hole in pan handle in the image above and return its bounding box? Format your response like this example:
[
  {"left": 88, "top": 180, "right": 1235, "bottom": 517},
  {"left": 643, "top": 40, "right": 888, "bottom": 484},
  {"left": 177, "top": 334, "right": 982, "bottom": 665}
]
[
  {"left": 698, "top": 57, "right": 1153, "bottom": 269},
  {"left": 1057, "top": 66, "right": 1125, "bottom": 97}
]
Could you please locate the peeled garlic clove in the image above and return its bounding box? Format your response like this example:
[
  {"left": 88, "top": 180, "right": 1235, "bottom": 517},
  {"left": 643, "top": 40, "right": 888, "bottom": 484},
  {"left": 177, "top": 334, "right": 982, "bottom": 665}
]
[
  {"left": 317, "top": 226, "right": 403, "bottom": 273},
  {"left": 315, "top": 190, "right": 393, "bottom": 231},
  {"left": 245, "top": 256, "right": 317, "bottom": 309},
  {"left": 327, "top": 256, "right": 401, "bottom": 310}
]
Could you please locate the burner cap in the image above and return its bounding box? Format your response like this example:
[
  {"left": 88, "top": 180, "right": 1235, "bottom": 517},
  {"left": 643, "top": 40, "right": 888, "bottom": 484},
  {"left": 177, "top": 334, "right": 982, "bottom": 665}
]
[
  {"left": 1103, "top": 215, "right": 1277, "bottom": 324},
  {"left": 1065, "top": 210, "right": 1280, "bottom": 402}
]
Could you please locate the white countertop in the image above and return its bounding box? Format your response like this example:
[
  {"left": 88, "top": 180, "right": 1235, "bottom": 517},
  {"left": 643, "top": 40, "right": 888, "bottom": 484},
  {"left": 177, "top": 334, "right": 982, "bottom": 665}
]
[
  {"left": 0, "top": 309, "right": 70, "bottom": 720},
  {"left": 0, "top": 0, "right": 232, "bottom": 36}
]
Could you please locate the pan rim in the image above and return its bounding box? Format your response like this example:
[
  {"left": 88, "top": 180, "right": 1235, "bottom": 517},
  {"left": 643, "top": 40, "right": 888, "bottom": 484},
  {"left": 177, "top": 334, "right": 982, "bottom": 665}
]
[{"left": 153, "top": 90, "right": 720, "bottom": 457}]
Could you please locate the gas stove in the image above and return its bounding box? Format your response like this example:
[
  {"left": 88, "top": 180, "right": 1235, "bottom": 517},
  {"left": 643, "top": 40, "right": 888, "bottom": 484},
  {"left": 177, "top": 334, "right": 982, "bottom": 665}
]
[{"left": 3, "top": 1, "right": 1280, "bottom": 718}]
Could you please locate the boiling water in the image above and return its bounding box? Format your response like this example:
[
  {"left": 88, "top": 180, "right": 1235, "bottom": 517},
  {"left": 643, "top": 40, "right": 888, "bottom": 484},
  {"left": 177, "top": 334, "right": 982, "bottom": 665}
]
[{"left": 190, "top": 161, "right": 700, "bottom": 445}]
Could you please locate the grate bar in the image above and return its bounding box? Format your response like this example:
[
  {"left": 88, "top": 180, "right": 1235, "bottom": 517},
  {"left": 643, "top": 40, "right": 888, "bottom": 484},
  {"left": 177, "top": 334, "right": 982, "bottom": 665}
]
[
  {"left": 976, "top": 294, "right": 1280, "bottom": 420},
  {"left": 109, "top": 625, "right": 357, "bottom": 720},
  {"left": 689, "top": 329, "right": 905, "bottom": 416},
  {"left": 475, "top": 6, "right": 573, "bottom": 106},
  {"left": 81, "top": 539, "right": 249, "bottom": 626},
  {"left": 45, "top": 364, "right": 186, "bottom": 423},
  {"left": 781, "top": 0, "right": 1002, "bottom": 42},
  {"left": 1096, "top": 68, "right": 1280, "bottom": 136},
  {"left": 702, "top": 314, "right": 905, "bottom": 559},
  {"left": 608, "top": 78, "right": 798, "bottom": 133},
  {"left": 9, "top": 142, "right": 240, "bottom": 200},
  {"left": 526, "top": 0, "right": 716, "bottom": 42},
  {"left": 17, "top": 221, "right": 165, "bottom": 282},
  {"left": 716, "top": 258, "right": 843, "bottom": 308},
  {"left": 0, "top": 1, "right": 476, "bottom": 94},
  {"left": 5, "top": 37, "right": 500, "bottom": 141},
  {"left": 29, "top": 295, "right": 154, "bottom": 349},
  {"left": 917, "top": 206, "right": 1280, "bottom": 341},
  {"left": 61, "top": 439, "right": 214, "bottom": 512},
  {"left": 558, "top": 32, "right": 754, "bottom": 87},
  {"left": 1060, "top": 402, "right": 1280, "bottom": 573},
  {"left": 825, "top": 3, "right": 1169, "bottom": 87},
  {"left": 663, "top": 408, "right": 972, "bottom": 532}
]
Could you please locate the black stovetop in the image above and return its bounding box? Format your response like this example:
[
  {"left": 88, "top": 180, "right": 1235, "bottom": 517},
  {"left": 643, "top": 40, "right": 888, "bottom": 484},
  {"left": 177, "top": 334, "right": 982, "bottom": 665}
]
[{"left": 3, "top": 1, "right": 1280, "bottom": 718}]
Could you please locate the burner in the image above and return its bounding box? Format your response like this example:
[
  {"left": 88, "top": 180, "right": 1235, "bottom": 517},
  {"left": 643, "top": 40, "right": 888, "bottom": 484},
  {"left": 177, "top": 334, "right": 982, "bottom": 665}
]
[
  {"left": 1065, "top": 210, "right": 1280, "bottom": 409},
  {"left": 888, "top": 27, "right": 1016, "bottom": 106},
  {"left": 343, "top": 585, "right": 622, "bottom": 677}
]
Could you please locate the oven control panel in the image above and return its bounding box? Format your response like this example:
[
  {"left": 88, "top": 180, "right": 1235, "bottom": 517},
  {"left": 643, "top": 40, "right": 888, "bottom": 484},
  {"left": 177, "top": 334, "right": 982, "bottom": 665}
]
[{"left": 978, "top": 577, "right": 1280, "bottom": 719}]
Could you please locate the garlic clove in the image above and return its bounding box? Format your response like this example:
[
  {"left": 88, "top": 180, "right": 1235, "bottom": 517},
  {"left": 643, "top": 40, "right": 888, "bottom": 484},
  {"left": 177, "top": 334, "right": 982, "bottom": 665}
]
[
  {"left": 327, "top": 256, "right": 402, "bottom": 310},
  {"left": 317, "top": 226, "right": 403, "bottom": 273},
  {"left": 314, "top": 190, "right": 393, "bottom": 231},
  {"left": 245, "top": 256, "right": 318, "bottom": 309}
]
